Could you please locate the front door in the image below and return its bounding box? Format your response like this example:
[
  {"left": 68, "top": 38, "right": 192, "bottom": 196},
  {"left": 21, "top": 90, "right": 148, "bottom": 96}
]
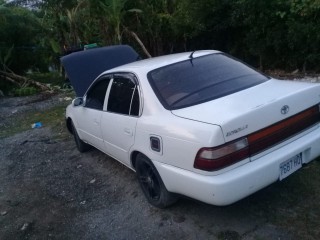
[{"left": 75, "top": 76, "right": 111, "bottom": 150}]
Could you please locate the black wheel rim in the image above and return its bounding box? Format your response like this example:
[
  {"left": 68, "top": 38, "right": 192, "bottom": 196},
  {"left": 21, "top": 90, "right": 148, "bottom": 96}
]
[{"left": 138, "top": 163, "right": 161, "bottom": 201}]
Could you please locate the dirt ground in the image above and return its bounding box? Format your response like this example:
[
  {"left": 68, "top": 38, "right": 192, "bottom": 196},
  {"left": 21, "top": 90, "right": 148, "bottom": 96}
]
[{"left": 0, "top": 92, "right": 320, "bottom": 240}]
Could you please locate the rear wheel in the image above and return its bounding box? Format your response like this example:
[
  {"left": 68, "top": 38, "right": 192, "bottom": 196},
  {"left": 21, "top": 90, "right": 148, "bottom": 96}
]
[
  {"left": 71, "top": 121, "right": 91, "bottom": 153},
  {"left": 136, "top": 154, "right": 178, "bottom": 208}
]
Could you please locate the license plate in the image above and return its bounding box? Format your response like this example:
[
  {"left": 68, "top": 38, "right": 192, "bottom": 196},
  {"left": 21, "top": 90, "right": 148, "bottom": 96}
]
[{"left": 279, "top": 153, "right": 302, "bottom": 181}]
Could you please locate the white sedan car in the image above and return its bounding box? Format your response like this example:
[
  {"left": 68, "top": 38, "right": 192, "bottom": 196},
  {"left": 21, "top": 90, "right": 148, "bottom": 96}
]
[{"left": 63, "top": 46, "right": 320, "bottom": 208}]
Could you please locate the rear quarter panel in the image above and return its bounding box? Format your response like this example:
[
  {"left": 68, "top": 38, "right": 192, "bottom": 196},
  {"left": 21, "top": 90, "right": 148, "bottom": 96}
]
[{"left": 131, "top": 111, "right": 225, "bottom": 173}]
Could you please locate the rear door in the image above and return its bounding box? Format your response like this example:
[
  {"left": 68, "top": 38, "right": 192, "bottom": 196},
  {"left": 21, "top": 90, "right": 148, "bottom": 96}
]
[{"left": 101, "top": 73, "right": 140, "bottom": 165}]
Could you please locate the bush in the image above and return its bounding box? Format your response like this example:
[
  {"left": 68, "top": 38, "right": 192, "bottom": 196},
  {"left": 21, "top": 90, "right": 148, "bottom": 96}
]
[
  {"left": 26, "top": 72, "right": 64, "bottom": 85},
  {"left": 14, "top": 87, "right": 38, "bottom": 96}
]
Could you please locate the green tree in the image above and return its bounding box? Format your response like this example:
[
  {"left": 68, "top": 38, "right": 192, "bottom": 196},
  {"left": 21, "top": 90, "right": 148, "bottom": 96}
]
[
  {"left": 286, "top": 0, "right": 320, "bottom": 71},
  {"left": 4, "top": 0, "right": 320, "bottom": 74},
  {"left": 125, "top": 0, "right": 179, "bottom": 56},
  {"left": 231, "top": 0, "right": 290, "bottom": 69},
  {"left": 87, "top": 0, "right": 128, "bottom": 45},
  {"left": 173, "top": 0, "right": 236, "bottom": 53},
  {"left": 0, "top": 3, "right": 45, "bottom": 73}
]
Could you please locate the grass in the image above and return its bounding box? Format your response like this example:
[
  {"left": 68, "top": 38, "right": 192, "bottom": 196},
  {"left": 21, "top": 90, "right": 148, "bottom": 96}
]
[{"left": 0, "top": 104, "right": 69, "bottom": 139}]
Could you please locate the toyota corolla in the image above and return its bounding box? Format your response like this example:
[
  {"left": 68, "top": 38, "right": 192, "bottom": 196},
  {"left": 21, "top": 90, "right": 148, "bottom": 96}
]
[{"left": 62, "top": 45, "right": 320, "bottom": 208}]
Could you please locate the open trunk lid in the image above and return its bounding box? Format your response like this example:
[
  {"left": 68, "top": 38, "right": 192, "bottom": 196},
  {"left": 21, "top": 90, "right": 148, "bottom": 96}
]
[{"left": 61, "top": 45, "right": 139, "bottom": 97}]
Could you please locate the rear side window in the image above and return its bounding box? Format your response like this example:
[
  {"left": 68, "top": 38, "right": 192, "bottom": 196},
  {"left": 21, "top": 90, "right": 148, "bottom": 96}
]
[
  {"left": 148, "top": 53, "right": 268, "bottom": 110},
  {"left": 107, "top": 76, "right": 140, "bottom": 116}
]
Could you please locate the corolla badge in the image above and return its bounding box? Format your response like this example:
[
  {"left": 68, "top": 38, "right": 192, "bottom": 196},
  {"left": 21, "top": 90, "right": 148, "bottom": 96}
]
[
  {"left": 281, "top": 105, "right": 289, "bottom": 115},
  {"left": 226, "top": 125, "right": 248, "bottom": 137}
]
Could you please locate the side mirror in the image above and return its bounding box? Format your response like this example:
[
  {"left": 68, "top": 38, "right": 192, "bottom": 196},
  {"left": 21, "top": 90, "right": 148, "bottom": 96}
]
[{"left": 72, "top": 97, "right": 83, "bottom": 107}]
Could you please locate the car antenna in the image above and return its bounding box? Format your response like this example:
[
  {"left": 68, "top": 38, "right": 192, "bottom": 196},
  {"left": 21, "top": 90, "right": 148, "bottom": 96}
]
[
  {"left": 189, "top": 50, "right": 196, "bottom": 59},
  {"left": 189, "top": 50, "right": 196, "bottom": 66}
]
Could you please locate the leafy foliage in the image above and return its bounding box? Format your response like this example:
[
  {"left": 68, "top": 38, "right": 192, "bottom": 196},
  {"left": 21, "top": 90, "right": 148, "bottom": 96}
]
[
  {"left": 14, "top": 86, "right": 38, "bottom": 96},
  {"left": 0, "top": 2, "right": 46, "bottom": 73},
  {"left": 1, "top": 0, "right": 320, "bottom": 75}
]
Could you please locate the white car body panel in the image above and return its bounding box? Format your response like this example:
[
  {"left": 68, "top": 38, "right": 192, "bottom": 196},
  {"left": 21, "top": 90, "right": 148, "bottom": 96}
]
[
  {"left": 65, "top": 50, "right": 320, "bottom": 206},
  {"left": 101, "top": 112, "right": 138, "bottom": 166},
  {"left": 132, "top": 112, "right": 225, "bottom": 173},
  {"left": 72, "top": 107, "right": 105, "bottom": 150},
  {"left": 172, "top": 79, "right": 320, "bottom": 142},
  {"left": 154, "top": 123, "right": 320, "bottom": 205}
]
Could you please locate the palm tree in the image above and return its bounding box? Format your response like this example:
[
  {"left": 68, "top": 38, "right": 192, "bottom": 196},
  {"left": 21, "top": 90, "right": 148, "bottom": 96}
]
[{"left": 89, "top": 0, "right": 127, "bottom": 44}]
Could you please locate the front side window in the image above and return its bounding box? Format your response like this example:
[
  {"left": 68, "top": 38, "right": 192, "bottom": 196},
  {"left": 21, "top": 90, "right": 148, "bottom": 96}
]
[
  {"left": 85, "top": 77, "right": 111, "bottom": 110},
  {"left": 148, "top": 53, "right": 269, "bottom": 110},
  {"left": 107, "top": 76, "right": 140, "bottom": 116}
]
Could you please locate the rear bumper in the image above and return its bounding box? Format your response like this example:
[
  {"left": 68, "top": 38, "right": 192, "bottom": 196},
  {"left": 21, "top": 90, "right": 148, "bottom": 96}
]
[{"left": 154, "top": 125, "right": 320, "bottom": 206}]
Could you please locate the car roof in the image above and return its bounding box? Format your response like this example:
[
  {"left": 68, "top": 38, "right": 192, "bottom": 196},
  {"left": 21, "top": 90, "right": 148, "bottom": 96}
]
[{"left": 102, "top": 50, "right": 221, "bottom": 74}]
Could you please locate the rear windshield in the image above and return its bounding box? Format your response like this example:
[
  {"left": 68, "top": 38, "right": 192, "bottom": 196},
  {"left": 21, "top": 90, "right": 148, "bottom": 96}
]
[{"left": 148, "top": 53, "right": 269, "bottom": 110}]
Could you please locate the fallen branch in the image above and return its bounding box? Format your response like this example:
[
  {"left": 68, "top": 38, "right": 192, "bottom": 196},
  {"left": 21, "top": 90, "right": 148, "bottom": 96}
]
[
  {"left": 124, "top": 28, "right": 152, "bottom": 58},
  {"left": 0, "top": 70, "right": 50, "bottom": 91},
  {"left": 1, "top": 75, "right": 21, "bottom": 87}
]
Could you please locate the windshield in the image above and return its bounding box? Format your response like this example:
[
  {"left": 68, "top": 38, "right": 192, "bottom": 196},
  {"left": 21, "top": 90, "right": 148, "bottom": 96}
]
[{"left": 148, "top": 53, "right": 269, "bottom": 110}]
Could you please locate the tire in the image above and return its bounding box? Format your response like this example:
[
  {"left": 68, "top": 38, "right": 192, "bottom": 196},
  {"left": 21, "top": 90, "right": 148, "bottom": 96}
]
[
  {"left": 71, "top": 121, "right": 91, "bottom": 153},
  {"left": 135, "top": 154, "right": 178, "bottom": 208}
]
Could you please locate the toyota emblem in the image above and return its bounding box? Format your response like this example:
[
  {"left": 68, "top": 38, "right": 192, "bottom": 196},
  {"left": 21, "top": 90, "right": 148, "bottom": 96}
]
[{"left": 281, "top": 105, "right": 289, "bottom": 115}]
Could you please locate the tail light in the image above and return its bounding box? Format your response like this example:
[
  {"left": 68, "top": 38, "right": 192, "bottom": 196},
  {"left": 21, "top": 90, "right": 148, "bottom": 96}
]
[
  {"left": 194, "top": 138, "right": 249, "bottom": 171},
  {"left": 194, "top": 105, "right": 320, "bottom": 171}
]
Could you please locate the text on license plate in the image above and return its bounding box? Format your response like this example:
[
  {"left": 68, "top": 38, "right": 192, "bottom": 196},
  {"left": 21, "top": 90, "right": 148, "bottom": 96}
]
[{"left": 279, "top": 153, "right": 302, "bottom": 181}]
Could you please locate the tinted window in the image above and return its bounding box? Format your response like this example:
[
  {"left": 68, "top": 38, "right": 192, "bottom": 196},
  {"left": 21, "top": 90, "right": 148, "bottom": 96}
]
[
  {"left": 85, "top": 77, "right": 111, "bottom": 110},
  {"left": 107, "top": 77, "right": 139, "bottom": 116},
  {"left": 148, "top": 53, "right": 269, "bottom": 110}
]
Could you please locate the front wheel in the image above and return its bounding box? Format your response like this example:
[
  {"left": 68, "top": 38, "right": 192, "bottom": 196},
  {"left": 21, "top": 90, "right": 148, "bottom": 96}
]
[
  {"left": 136, "top": 154, "right": 178, "bottom": 208},
  {"left": 71, "top": 121, "right": 91, "bottom": 153}
]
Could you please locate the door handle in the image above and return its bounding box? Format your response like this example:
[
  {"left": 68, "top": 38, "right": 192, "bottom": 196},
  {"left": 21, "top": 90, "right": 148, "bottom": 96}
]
[
  {"left": 124, "top": 128, "right": 133, "bottom": 136},
  {"left": 93, "top": 119, "right": 100, "bottom": 126}
]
